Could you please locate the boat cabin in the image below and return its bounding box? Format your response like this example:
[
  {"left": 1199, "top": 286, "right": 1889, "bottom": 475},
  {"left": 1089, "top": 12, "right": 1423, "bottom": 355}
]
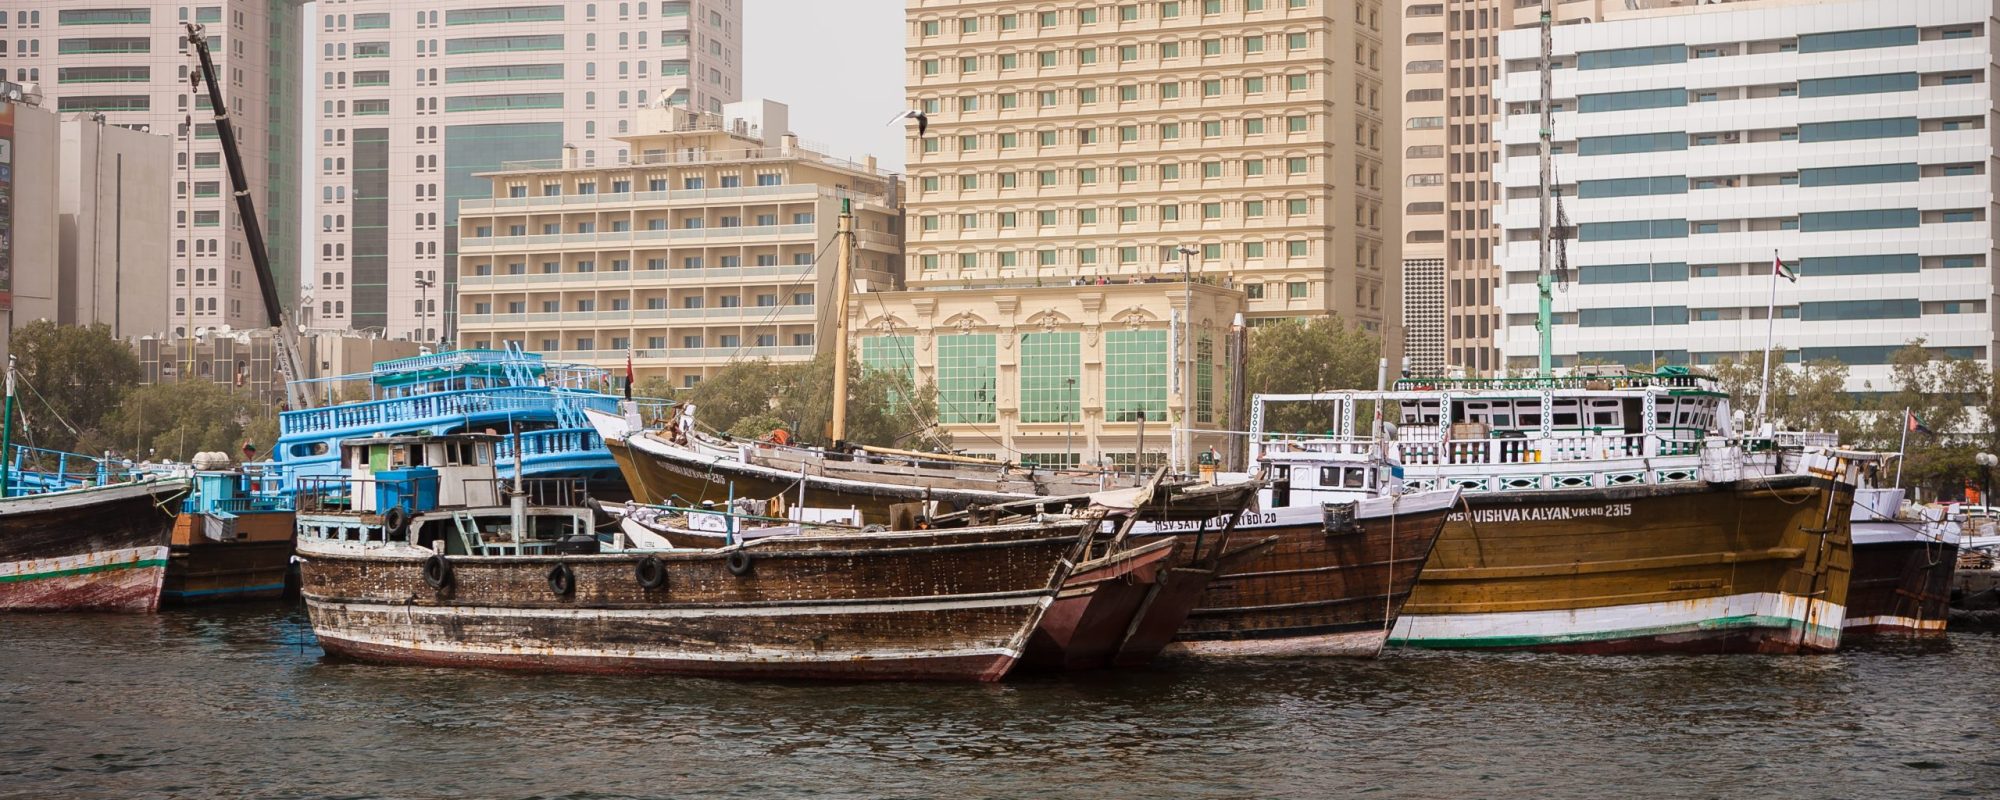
[{"left": 339, "top": 433, "right": 502, "bottom": 513}]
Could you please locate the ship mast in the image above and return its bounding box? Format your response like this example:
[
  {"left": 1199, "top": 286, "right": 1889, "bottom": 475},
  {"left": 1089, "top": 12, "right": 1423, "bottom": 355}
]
[
  {"left": 1, "top": 355, "right": 14, "bottom": 499},
  {"left": 829, "top": 199, "right": 855, "bottom": 444},
  {"left": 1535, "top": 0, "right": 1556, "bottom": 379}
]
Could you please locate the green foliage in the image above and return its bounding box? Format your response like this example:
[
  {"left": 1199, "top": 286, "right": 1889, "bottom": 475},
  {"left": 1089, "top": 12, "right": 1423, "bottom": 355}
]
[
  {"left": 1704, "top": 349, "right": 1859, "bottom": 439},
  {"left": 1244, "top": 315, "right": 1380, "bottom": 434},
  {"left": 100, "top": 380, "right": 275, "bottom": 463},
  {"left": 683, "top": 353, "right": 949, "bottom": 449},
  {"left": 5, "top": 321, "right": 143, "bottom": 452}
]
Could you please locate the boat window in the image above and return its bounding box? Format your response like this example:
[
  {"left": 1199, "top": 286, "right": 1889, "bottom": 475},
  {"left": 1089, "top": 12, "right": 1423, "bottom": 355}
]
[
  {"left": 1343, "top": 468, "right": 1366, "bottom": 488},
  {"left": 1271, "top": 465, "right": 1291, "bottom": 508},
  {"left": 1491, "top": 414, "right": 1513, "bottom": 427},
  {"left": 1520, "top": 413, "right": 1542, "bottom": 427},
  {"left": 1552, "top": 399, "right": 1579, "bottom": 427},
  {"left": 1591, "top": 411, "right": 1618, "bottom": 426},
  {"left": 1318, "top": 466, "right": 1339, "bottom": 487}
]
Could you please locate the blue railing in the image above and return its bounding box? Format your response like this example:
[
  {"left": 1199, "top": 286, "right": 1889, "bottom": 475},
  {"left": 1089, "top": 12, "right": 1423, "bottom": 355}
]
[
  {"left": 280, "top": 386, "right": 606, "bottom": 435},
  {"left": 495, "top": 428, "right": 605, "bottom": 459},
  {"left": 181, "top": 493, "right": 295, "bottom": 514},
  {"left": 4, "top": 445, "right": 142, "bottom": 497}
]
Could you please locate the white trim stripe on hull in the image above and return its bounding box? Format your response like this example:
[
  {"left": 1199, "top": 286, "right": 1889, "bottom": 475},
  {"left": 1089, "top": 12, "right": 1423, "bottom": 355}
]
[{"left": 1390, "top": 592, "right": 1847, "bottom": 650}]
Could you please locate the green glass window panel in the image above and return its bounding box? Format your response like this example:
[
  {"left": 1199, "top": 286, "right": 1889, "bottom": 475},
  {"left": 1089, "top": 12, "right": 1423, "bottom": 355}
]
[
  {"left": 1798, "top": 163, "right": 1918, "bottom": 187},
  {"left": 352, "top": 99, "right": 390, "bottom": 115},
  {"left": 938, "top": 335, "right": 998, "bottom": 424},
  {"left": 1799, "top": 117, "right": 1916, "bottom": 142},
  {"left": 445, "top": 35, "right": 563, "bottom": 54},
  {"left": 1798, "top": 345, "right": 1970, "bottom": 365},
  {"left": 1799, "top": 208, "right": 1917, "bottom": 232},
  {"left": 861, "top": 336, "right": 917, "bottom": 412},
  {"left": 1579, "top": 350, "right": 1689, "bottom": 367},
  {"left": 1798, "top": 27, "right": 1916, "bottom": 53},
  {"left": 1576, "top": 175, "right": 1686, "bottom": 199},
  {"left": 1799, "top": 73, "right": 1917, "bottom": 98},
  {"left": 446, "top": 64, "right": 564, "bottom": 83},
  {"left": 1105, "top": 330, "right": 1168, "bottom": 422},
  {"left": 1578, "top": 132, "right": 1685, "bottom": 156},
  {"left": 353, "top": 70, "right": 391, "bottom": 86},
  {"left": 1019, "top": 332, "right": 1081, "bottom": 423},
  {"left": 58, "top": 9, "right": 150, "bottom": 25},
  {"left": 1579, "top": 307, "right": 1687, "bottom": 327},
  {"left": 446, "top": 6, "right": 565, "bottom": 25},
  {"left": 1578, "top": 88, "right": 1686, "bottom": 113},
  {"left": 444, "top": 93, "right": 564, "bottom": 112},
  {"left": 1577, "top": 44, "right": 1684, "bottom": 70},
  {"left": 1798, "top": 254, "right": 1918, "bottom": 276},
  {"left": 354, "top": 13, "right": 391, "bottom": 29},
  {"left": 444, "top": 122, "right": 563, "bottom": 227},
  {"left": 196, "top": 7, "right": 221, "bottom": 23},
  {"left": 1578, "top": 262, "right": 1687, "bottom": 284},
  {"left": 58, "top": 37, "right": 150, "bottom": 54},
  {"left": 57, "top": 95, "right": 150, "bottom": 112},
  {"left": 1196, "top": 336, "right": 1214, "bottom": 424},
  {"left": 56, "top": 66, "right": 150, "bottom": 84},
  {"left": 1578, "top": 219, "right": 1687, "bottom": 241},
  {"left": 1942, "top": 256, "right": 1979, "bottom": 269},
  {"left": 1800, "top": 299, "right": 1919, "bottom": 321},
  {"left": 354, "top": 42, "right": 390, "bottom": 58}
]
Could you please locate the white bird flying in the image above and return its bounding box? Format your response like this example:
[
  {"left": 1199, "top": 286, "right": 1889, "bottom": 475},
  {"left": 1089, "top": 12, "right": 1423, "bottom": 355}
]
[{"left": 885, "top": 109, "right": 929, "bottom": 138}]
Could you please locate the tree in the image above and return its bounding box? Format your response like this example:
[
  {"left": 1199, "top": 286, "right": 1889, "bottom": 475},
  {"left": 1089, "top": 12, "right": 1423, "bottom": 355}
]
[
  {"left": 1704, "top": 349, "right": 1857, "bottom": 439},
  {"left": 1244, "top": 315, "right": 1381, "bottom": 434},
  {"left": 5, "top": 321, "right": 143, "bottom": 453},
  {"left": 100, "top": 380, "right": 274, "bottom": 463},
  {"left": 1852, "top": 340, "right": 1989, "bottom": 499}
]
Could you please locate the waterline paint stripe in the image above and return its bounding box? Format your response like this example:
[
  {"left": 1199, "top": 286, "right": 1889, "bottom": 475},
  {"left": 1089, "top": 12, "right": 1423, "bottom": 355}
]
[
  {"left": 0, "top": 558, "right": 169, "bottom": 583},
  {"left": 1390, "top": 614, "right": 1845, "bottom": 649}
]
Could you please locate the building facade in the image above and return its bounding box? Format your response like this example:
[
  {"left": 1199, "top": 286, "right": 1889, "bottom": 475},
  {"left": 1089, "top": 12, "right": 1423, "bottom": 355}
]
[
  {"left": 454, "top": 104, "right": 903, "bottom": 387},
  {"left": 1, "top": 1, "right": 303, "bottom": 338},
  {"left": 878, "top": 0, "right": 1395, "bottom": 466},
  {"left": 136, "top": 328, "right": 423, "bottom": 406},
  {"left": 311, "top": 0, "right": 742, "bottom": 343},
  {"left": 1, "top": 93, "right": 171, "bottom": 362},
  {"left": 1492, "top": 0, "right": 1996, "bottom": 390}
]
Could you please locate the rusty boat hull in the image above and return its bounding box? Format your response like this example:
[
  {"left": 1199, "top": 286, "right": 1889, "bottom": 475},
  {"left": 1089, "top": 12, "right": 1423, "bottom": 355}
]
[
  {"left": 1390, "top": 475, "right": 1855, "bottom": 654},
  {"left": 1844, "top": 524, "right": 1957, "bottom": 636},
  {"left": 164, "top": 510, "right": 297, "bottom": 604},
  {"left": 1124, "top": 488, "right": 1457, "bottom": 658},
  {"left": 0, "top": 479, "right": 186, "bottom": 613},
  {"left": 1019, "top": 537, "right": 1179, "bottom": 671},
  {"left": 298, "top": 521, "right": 1089, "bottom": 681}
]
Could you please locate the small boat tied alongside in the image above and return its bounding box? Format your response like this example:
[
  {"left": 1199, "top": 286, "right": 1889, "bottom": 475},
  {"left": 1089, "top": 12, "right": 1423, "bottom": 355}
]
[{"left": 292, "top": 433, "right": 1096, "bottom": 681}]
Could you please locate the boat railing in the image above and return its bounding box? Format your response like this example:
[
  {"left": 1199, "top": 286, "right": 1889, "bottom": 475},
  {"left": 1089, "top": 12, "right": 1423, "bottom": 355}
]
[
  {"left": 495, "top": 428, "right": 605, "bottom": 459},
  {"left": 280, "top": 386, "right": 582, "bottom": 435},
  {"left": 4, "top": 444, "right": 141, "bottom": 495},
  {"left": 182, "top": 493, "right": 296, "bottom": 514},
  {"left": 1261, "top": 432, "right": 1693, "bottom": 467}
]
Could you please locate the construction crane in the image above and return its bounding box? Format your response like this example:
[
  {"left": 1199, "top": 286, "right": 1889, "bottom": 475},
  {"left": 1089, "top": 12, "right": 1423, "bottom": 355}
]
[{"left": 183, "top": 21, "right": 313, "bottom": 410}]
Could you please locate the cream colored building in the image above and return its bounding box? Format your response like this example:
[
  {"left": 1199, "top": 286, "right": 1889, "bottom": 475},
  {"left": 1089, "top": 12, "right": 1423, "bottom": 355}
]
[
  {"left": 453, "top": 104, "right": 902, "bottom": 388},
  {"left": 867, "top": 0, "right": 1395, "bottom": 467},
  {"left": 850, "top": 281, "right": 1246, "bottom": 469}
]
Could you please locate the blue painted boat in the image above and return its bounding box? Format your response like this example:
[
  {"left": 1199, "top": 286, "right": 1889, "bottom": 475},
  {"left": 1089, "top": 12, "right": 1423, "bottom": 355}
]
[{"left": 274, "top": 345, "right": 662, "bottom": 498}]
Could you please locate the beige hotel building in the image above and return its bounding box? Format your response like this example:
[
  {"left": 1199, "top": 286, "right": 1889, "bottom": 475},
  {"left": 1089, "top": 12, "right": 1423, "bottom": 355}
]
[
  {"left": 855, "top": 0, "right": 1397, "bottom": 468},
  {"left": 454, "top": 104, "right": 903, "bottom": 388}
]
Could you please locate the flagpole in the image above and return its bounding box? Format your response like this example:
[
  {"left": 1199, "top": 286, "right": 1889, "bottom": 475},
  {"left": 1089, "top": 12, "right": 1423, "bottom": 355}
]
[
  {"left": 1755, "top": 249, "right": 1781, "bottom": 431},
  {"left": 1896, "top": 406, "right": 1910, "bottom": 488}
]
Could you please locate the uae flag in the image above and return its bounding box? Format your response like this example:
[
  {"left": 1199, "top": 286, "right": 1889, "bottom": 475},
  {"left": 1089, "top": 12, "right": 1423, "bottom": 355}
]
[
  {"left": 1908, "top": 409, "right": 1934, "bottom": 435},
  {"left": 1774, "top": 253, "right": 1798, "bottom": 283}
]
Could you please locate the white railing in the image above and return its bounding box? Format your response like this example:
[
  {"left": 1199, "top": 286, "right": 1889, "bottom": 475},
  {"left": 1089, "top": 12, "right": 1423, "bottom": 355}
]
[
  {"left": 458, "top": 264, "right": 815, "bottom": 288},
  {"left": 1261, "top": 432, "right": 1702, "bottom": 467},
  {"left": 462, "top": 223, "right": 819, "bottom": 250},
  {"left": 459, "top": 183, "right": 882, "bottom": 213}
]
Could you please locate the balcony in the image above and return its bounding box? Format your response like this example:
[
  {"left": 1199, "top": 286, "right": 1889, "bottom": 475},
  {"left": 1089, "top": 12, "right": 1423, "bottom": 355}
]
[
  {"left": 458, "top": 263, "right": 816, "bottom": 289},
  {"left": 459, "top": 183, "right": 873, "bottom": 214},
  {"left": 460, "top": 223, "right": 819, "bottom": 251}
]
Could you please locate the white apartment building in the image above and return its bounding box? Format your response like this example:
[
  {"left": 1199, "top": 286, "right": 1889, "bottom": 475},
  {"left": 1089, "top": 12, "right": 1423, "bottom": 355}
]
[
  {"left": 312, "top": 0, "right": 741, "bottom": 341},
  {"left": 1, "top": 1, "right": 304, "bottom": 337},
  {"left": 1493, "top": 0, "right": 1996, "bottom": 390}
]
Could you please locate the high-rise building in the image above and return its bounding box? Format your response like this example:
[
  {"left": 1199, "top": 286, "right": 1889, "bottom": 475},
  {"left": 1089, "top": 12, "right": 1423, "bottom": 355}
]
[
  {"left": 453, "top": 103, "right": 903, "bottom": 387},
  {"left": 1, "top": 1, "right": 305, "bottom": 338},
  {"left": 1491, "top": 0, "right": 1995, "bottom": 390},
  {"left": 312, "top": 0, "right": 742, "bottom": 343},
  {"left": 858, "top": 0, "right": 1396, "bottom": 467},
  {"left": 1, "top": 91, "right": 173, "bottom": 363}
]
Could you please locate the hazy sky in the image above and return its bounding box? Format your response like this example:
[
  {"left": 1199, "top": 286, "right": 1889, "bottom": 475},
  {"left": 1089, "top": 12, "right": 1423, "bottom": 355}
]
[{"left": 742, "top": 1, "right": 908, "bottom": 171}]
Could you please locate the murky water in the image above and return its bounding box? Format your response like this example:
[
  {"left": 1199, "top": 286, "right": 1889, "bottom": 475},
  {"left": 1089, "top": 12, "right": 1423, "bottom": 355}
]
[{"left": 1, "top": 604, "right": 1994, "bottom": 799}]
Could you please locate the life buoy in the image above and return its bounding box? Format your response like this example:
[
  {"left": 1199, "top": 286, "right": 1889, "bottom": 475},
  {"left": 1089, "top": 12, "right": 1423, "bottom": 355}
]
[
  {"left": 725, "top": 549, "right": 754, "bottom": 576},
  {"left": 422, "top": 554, "right": 453, "bottom": 592},
  {"left": 861, "top": 524, "right": 889, "bottom": 533},
  {"left": 634, "top": 555, "right": 667, "bottom": 590},
  {"left": 547, "top": 562, "right": 576, "bottom": 596},
  {"left": 383, "top": 506, "right": 410, "bottom": 538}
]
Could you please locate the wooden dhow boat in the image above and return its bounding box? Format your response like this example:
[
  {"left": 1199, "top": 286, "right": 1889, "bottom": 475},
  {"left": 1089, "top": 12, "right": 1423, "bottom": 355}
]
[
  {"left": 294, "top": 433, "right": 1093, "bottom": 681},
  {"left": 164, "top": 461, "right": 297, "bottom": 604},
  {"left": 1838, "top": 470, "right": 1959, "bottom": 637},
  {"left": 1251, "top": 371, "right": 1868, "bottom": 654}
]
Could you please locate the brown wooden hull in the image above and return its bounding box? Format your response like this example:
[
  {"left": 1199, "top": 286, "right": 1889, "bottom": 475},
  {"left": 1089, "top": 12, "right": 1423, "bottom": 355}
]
[
  {"left": 1845, "top": 534, "right": 1957, "bottom": 636},
  {"left": 0, "top": 480, "right": 185, "bottom": 613},
  {"left": 1392, "top": 475, "right": 1854, "bottom": 653},
  {"left": 298, "top": 521, "right": 1089, "bottom": 681},
  {"left": 1131, "top": 491, "right": 1457, "bottom": 658},
  {"left": 1019, "top": 538, "right": 1178, "bottom": 671},
  {"left": 164, "top": 511, "right": 296, "bottom": 604}
]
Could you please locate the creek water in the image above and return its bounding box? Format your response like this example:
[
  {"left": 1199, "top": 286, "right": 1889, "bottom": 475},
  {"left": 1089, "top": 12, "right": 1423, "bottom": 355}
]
[{"left": 2, "top": 604, "right": 1994, "bottom": 799}]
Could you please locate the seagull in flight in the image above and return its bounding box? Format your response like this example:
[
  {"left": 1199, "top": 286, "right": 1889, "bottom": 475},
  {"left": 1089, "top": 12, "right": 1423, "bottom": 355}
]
[{"left": 886, "top": 108, "right": 929, "bottom": 138}]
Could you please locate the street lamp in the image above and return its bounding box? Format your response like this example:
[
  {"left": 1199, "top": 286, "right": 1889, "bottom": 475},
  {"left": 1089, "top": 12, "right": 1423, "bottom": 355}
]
[
  {"left": 1976, "top": 452, "right": 1996, "bottom": 510},
  {"left": 414, "top": 276, "right": 434, "bottom": 343}
]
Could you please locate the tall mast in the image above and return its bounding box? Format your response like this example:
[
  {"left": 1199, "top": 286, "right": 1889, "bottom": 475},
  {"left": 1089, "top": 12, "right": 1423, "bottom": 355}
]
[
  {"left": 1, "top": 355, "right": 14, "bottom": 499},
  {"left": 1535, "top": 0, "right": 1556, "bottom": 379},
  {"left": 829, "top": 199, "right": 854, "bottom": 443}
]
